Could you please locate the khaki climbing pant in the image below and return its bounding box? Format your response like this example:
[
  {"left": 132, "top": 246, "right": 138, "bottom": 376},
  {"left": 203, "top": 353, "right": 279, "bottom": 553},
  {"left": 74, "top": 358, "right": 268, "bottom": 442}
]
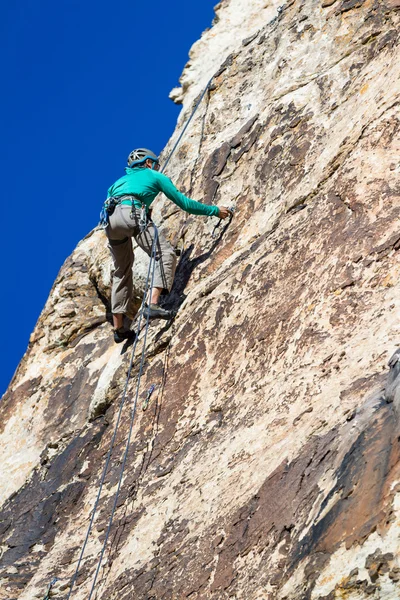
[{"left": 106, "top": 204, "right": 177, "bottom": 315}]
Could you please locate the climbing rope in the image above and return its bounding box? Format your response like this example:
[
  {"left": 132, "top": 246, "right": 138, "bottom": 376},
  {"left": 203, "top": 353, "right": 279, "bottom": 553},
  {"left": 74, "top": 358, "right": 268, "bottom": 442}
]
[
  {"left": 161, "top": 77, "right": 213, "bottom": 174},
  {"left": 66, "top": 231, "right": 158, "bottom": 600},
  {"left": 62, "top": 75, "right": 213, "bottom": 600},
  {"left": 87, "top": 230, "right": 158, "bottom": 599}
]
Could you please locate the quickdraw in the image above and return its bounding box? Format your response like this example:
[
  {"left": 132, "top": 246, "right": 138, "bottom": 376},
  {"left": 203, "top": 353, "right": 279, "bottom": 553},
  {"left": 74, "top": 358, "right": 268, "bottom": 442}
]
[
  {"left": 142, "top": 384, "right": 156, "bottom": 411},
  {"left": 138, "top": 204, "right": 148, "bottom": 233},
  {"left": 211, "top": 204, "right": 236, "bottom": 239},
  {"left": 43, "top": 578, "right": 58, "bottom": 600}
]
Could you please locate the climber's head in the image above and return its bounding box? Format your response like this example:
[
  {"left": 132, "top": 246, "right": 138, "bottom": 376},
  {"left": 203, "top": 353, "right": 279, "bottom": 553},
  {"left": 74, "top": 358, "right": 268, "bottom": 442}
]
[{"left": 127, "top": 148, "right": 160, "bottom": 170}]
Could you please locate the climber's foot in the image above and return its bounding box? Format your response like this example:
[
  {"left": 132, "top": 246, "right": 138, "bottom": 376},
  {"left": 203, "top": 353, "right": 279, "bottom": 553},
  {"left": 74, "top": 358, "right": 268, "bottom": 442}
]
[
  {"left": 114, "top": 327, "right": 136, "bottom": 344},
  {"left": 144, "top": 303, "right": 176, "bottom": 321}
]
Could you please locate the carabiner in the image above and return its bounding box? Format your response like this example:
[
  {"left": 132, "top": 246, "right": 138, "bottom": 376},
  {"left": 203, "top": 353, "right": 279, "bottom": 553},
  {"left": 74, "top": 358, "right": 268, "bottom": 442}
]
[
  {"left": 142, "top": 384, "right": 156, "bottom": 411},
  {"left": 211, "top": 204, "right": 235, "bottom": 239},
  {"left": 139, "top": 204, "right": 148, "bottom": 232}
]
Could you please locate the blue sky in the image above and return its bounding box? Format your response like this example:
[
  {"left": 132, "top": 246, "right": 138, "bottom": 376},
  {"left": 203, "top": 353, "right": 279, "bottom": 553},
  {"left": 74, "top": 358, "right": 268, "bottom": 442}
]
[{"left": 0, "top": 1, "right": 217, "bottom": 396}]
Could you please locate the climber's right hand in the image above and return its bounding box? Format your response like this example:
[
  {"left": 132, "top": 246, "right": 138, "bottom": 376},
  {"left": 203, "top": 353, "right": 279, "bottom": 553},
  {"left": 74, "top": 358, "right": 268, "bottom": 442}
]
[{"left": 217, "top": 206, "right": 232, "bottom": 220}]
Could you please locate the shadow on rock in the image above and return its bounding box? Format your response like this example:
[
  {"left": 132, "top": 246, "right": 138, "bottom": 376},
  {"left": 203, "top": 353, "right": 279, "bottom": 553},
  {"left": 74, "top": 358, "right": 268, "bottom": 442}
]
[
  {"left": 385, "top": 348, "right": 400, "bottom": 424},
  {"left": 163, "top": 219, "right": 232, "bottom": 312}
]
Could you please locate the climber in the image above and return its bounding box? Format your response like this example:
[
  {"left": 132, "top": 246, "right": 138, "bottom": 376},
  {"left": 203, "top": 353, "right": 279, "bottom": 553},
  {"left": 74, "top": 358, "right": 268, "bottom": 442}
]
[{"left": 104, "top": 148, "right": 231, "bottom": 343}]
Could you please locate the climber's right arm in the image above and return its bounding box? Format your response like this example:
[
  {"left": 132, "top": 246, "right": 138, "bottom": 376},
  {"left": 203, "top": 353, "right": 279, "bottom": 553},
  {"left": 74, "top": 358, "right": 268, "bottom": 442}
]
[{"left": 153, "top": 171, "right": 220, "bottom": 217}]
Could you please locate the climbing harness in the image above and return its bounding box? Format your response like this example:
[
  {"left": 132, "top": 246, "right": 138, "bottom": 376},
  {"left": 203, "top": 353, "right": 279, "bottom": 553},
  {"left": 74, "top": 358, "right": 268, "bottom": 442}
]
[
  {"left": 42, "top": 578, "right": 58, "bottom": 600},
  {"left": 211, "top": 204, "right": 236, "bottom": 239},
  {"left": 142, "top": 384, "right": 156, "bottom": 411},
  {"left": 64, "top": 75, "right": 214, "bottom": 600},
  {"left": 99, "top": 195, "right": 147, "bottom": 230}
]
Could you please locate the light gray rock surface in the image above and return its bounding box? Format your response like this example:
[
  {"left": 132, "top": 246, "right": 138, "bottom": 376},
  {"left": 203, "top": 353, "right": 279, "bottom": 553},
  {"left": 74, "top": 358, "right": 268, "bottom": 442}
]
[{"left": 1, "top": 0, "right": 400, "bottom": 598}]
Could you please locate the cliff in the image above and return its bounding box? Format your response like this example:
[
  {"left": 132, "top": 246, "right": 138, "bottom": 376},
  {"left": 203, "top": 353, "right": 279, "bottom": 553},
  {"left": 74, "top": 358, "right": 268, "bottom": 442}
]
[{"left": 1, "top": 0, "right": 400, "bottom": 598}]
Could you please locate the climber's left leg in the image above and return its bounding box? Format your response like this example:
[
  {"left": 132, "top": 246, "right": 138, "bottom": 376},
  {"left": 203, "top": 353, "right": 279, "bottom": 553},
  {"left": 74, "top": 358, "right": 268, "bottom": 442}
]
[{"left": 108, "top": 236, "right": 136, "bottom": 341}]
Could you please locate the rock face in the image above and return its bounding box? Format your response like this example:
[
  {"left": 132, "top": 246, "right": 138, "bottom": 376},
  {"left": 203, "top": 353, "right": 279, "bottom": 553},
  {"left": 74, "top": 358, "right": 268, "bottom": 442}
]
[
  {"left": 1, "top": 0, "right": 400, "bottom": 598},
  {"left": 169, "top": 0, "right": 281, "bottom": 105}
]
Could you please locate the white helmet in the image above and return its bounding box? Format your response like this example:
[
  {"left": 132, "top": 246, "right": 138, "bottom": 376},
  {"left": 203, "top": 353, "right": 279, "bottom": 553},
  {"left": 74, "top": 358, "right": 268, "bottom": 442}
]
[{"left": 127, "top": 148, "right": 159, "bottom": 168}]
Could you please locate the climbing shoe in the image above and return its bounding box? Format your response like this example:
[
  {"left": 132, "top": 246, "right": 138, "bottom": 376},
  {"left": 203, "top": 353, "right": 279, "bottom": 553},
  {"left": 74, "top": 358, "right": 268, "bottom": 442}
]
[
  {"left": 113, "top": 327, "right": 136, "bottom": 344},
  {"left": 143, "top": 303, "right": 176, "bottom": 321}
]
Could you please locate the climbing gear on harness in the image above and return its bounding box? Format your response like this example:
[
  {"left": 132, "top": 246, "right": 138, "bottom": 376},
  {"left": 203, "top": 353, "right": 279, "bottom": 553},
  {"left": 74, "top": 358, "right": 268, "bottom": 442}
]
[
  {"left": 128, "top": 148, "right": 159, "bottom": 168},
  {"left": 143, "top": 303, "right": 176, "bottom": 321},
  {"left": 211, "top": 204, "right": 236, "bottom": 239},
  {"left": 113, "top": 327, "right": 136, "bottom": 344},
  {"left": 42, "top": 578, "right": 58, "bottom": 600},
  {"left": 139, "top": 203, "right": 148, "bottom": 232},
  {"left": 99, "top": 196, "right": 119, "bottom": 229},
  {"left": 99, "top": 194, "right": 143, "bottom": 229},
  {"left": 142, "top": 384, "right": 156, "bottom": 411}
]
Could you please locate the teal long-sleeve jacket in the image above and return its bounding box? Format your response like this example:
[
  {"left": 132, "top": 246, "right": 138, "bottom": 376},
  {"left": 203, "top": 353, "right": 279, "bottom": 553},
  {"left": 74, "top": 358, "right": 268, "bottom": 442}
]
[{"left": 107, "top": 167, "right": 219, "bottom": 217}]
